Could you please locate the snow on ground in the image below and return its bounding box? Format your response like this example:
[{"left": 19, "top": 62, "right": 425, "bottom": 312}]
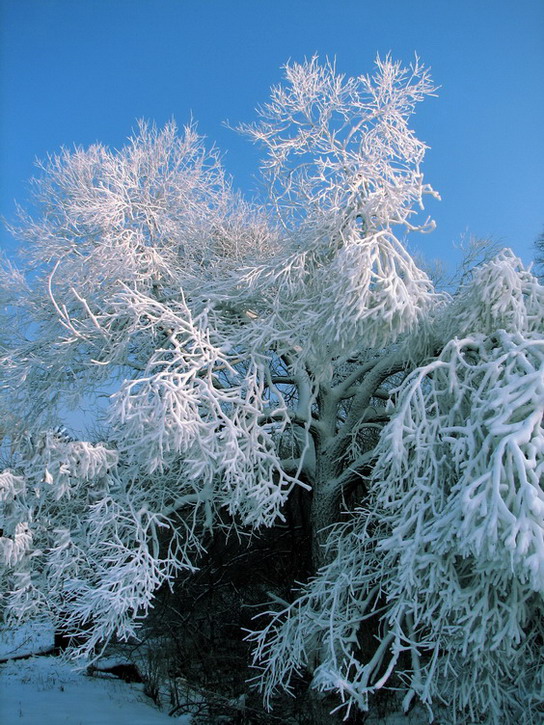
[
  {"left": 0, "top": 619, "right": 55, "bottom": 659},
  {"left": 0, "top": 621, "right": 191, "bottom": 724},
  {"left": 0, "top": 655, "right": 186, "bottom": 724}
]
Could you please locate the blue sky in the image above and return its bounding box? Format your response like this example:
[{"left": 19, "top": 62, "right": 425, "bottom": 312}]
[{"left": 1, "top": 0, "right": 543, "bottom": 272}]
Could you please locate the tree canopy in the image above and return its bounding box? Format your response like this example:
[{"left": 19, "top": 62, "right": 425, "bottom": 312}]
[{"left": 1, "top": 57, "right": 543, "bottom": 723}]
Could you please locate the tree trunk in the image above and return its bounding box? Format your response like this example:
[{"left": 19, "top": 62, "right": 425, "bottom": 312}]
[{"left": 310, "top": 477, "right": 339, "bottom": 570}]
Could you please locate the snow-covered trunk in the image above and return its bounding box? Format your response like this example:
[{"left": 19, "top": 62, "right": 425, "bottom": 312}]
[
  {"left": 310, "top": 384, "right": 341, "bottom": 570},
  {"left": 310, "top": 466, "right": 340, "bottom": 570}
]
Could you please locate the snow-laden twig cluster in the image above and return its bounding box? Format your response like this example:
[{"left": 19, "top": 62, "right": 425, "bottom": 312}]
[
  {"left": 109, "top": 287, "right": 299, "bottom": 527},
  {"left": 222, "top": 227, "right": 438, "bottom": 370},
  {"left": 239, "top": 55, "right": 438, "bottom": 233}
]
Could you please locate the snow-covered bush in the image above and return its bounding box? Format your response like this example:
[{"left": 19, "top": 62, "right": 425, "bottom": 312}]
[{"left": 0, "top": 56, "right": 542, "bottom": 722}]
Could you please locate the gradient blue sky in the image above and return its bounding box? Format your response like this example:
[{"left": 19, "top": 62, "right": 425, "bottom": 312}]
[{"left": 1, "top": 0, "right": 543, "bottom": 272}]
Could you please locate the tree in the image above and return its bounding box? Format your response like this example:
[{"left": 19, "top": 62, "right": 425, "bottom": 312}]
[
  {"left": 1, "top": 56, "right": 543, "bottom": 723},
  {"left": 535, "top": 227, "right": 544, "bottom": 281}
]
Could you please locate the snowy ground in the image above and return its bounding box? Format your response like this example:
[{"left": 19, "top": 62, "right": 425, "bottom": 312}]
[
  {"left": 0, "top": 621, "right": 190, "bottom": 724},
  {"left": 0, "top": 618, "right": 56, "bottom": 659},
  {"left": 0, "top": 655, "right": 182, "bottom": 724}
]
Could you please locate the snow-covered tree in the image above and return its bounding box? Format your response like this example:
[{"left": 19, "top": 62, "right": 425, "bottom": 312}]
[
  {"left": 534, "top": 227, "right": 544, "bottom": 281},
  {"left": 1, "top": 57, "right": 543, "bottom": 723}
]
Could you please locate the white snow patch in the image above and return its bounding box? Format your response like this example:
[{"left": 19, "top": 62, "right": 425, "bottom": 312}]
[
  {"left": 0, "top": 619, "right": 55, "bottom": 659},
  {"left": 0, "top": 621, "right": 191, "bottom": 723},
  {"left": 0, "top": 655, "right": 190, "bottom": 724}
]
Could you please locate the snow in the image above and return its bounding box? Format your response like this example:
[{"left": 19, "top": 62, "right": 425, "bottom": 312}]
[
  {"left": 0, "top": 656, "right": 180, "bottom": 724},
  {"left": 0, "top": 619, "right": 55, "bottom": 659},
  {"left": 0, "top": 622, "right": 191, "bottom": 724}
]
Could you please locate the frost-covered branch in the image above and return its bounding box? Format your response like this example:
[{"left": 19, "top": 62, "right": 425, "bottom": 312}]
[{"left": 239, "top": 55, "right": 439, "bottom": 234}]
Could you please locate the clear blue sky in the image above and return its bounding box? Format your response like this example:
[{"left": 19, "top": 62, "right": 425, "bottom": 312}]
[{"left": 1, "top": 0, "right": 543, "bottom": 272}]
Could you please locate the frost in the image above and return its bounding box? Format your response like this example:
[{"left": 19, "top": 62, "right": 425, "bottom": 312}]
[
  {"left": 0, "top": 522, "right": 33, "bottom": 567},
  {"left": 0, "top": 470, "right": 26, "bottom": 501}
]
